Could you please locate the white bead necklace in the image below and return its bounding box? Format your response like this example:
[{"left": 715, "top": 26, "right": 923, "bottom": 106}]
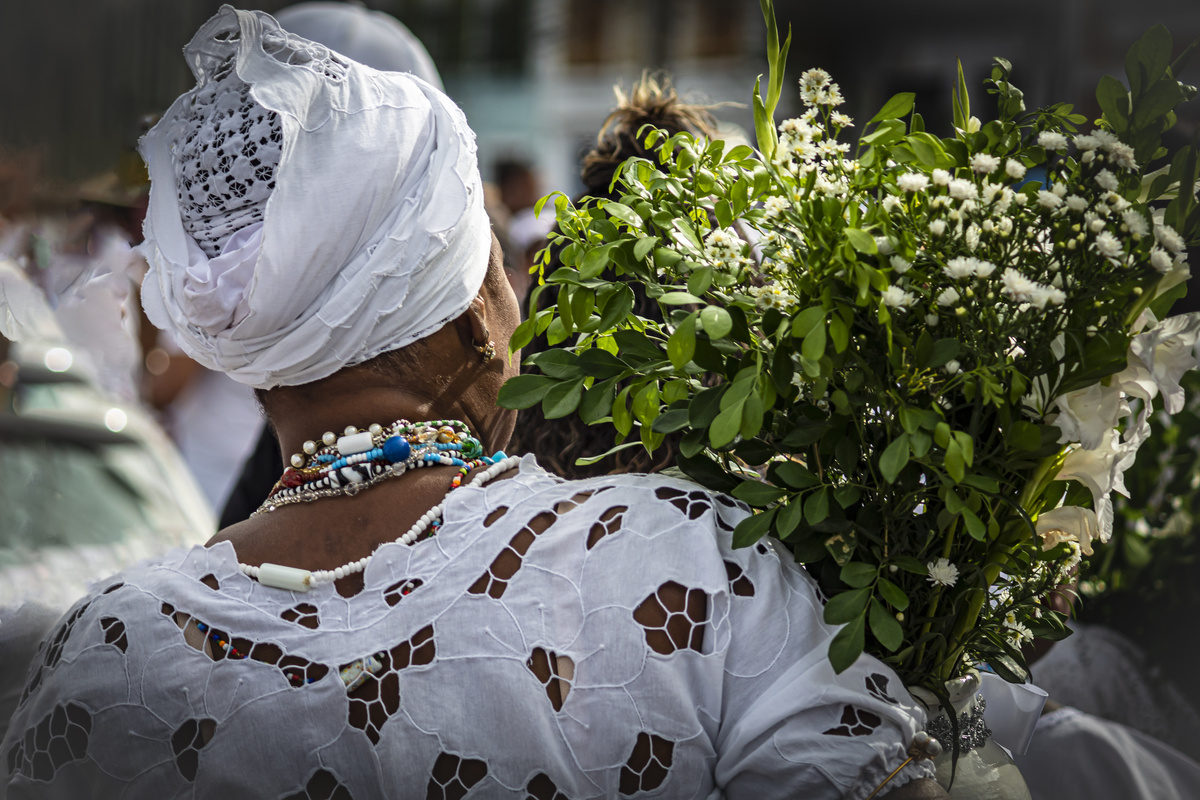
[{"left": 239, "top": 454, "right": 523, "bottom": 592}]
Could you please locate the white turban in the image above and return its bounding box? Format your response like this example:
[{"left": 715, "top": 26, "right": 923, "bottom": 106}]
[{"left": 139, "top": 6, "right": 490, "bottom": 389}]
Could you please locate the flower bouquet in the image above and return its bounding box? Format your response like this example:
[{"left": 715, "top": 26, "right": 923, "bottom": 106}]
[{"left": 499, "top": 2, "right": 1200, "bottom": 697}]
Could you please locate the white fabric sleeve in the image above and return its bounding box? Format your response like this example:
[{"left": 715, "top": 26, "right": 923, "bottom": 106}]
[{"left": 712, "top": 536, "right": 935, "bottom": 799}]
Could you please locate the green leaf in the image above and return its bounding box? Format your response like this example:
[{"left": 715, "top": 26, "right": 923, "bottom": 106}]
[
  {"left": 776, "top": 497, "right": 805, "bottom": 538},
  {"left": 732, "top": 507, "right": 775, "bottom": 548},
  {"left": 953, "top": 431, "right": 975, "bottom": 466},
  {"left": 710, "top": 403, "right": 744, "bottom": 448},
  {"left": 944, "top": 438, "right": 965, "bottom": 482},
  {"left": 926, "top": 338, "right": 960, "bottom": 369},
  {"left": 604, "top": 201, "right": 643, "bottom": 228},
  {"left": 860, "top": 118, "right": 904, "bottom": 146},
  {"left": 844, "top": 227, "right": 877, "bottom": 254},
  {"left": 579, "top": 243, "right": 616, "bottom": 279},
  {"left": 804, "top": 487, "right": 830, "bottom": 525},
  {"left": 801, "top": 321, "right": 826, "bottom": 361},
  {"left": 689, "top": 384, "right": 728, "bottom": 428},
  {"left": 541, "top": 379, "right": 584, "bottom": 419},
  {"left": 877, "top": 578, "right": 910, "bottom": 611},
  {"left": 651, "top": 408, "right": 690, "bottom": 433},
  {"left": 579, "top": 378, "right": 617, "bottom": 424},
  {"left": 631, "top": 381, "right": 660, "bottom": 425},
  {"left": 667, "top": 312, "right": 698, "bottom": 369},
  {"left": 688, "top": 266, "right": 714, "bottom": 296},
  {"left": 752, "top": 75, "right": 778, "bottom": 161},
  {"left": 612, "top": 386, "right": 633, "bottom": 437},
  {"left": 869, "top": 599, "right": 904, "bottom": 652},
  {"left": 773, "top": 461, "right": 819, "bottom": 489},
  {"left": 870, "top": 92, "right": 916, "bottom": 123},
  {"left": 962, "top": 507, "right": 986, "bottom": 540},
  {"left": 828, "top": 614, "right": 866, "bottom": 673},
  {"left": 574, "top": 441, "right": 643, "bottom": 467},
  {"left": 791, "top": 306, "right": 825, "bottom": 338},
  {"left": 509, "top": 317, "right": 536, "bottom": 354},
  {"left": 528, "top": 349, "right": 583, "bottom": 380},
  {"left": 732, "top": 480, "right": 787, "bottom": 507},
  {"left": 633, "top": 236, "right": 658, "bottom": 262},
  {"left": 823, "top": 586, "right": 870, "bottom": 625},
  {"left": 660, "top": 291, "right": 703, "bottom": 305},
  {"left": 840, "top": 562, "right": 877, "bottom": 589},
  {"left": 497, "top": 374, "right": 557, "bottom": 409},
  {"left": 879, "top": 434, "right": 910, "bottom": 484},
  {"left": 953, "top": 57, "right": 970, "bottom": 131},
  {"left": 598, "top": 285, "right": 634, "bottom": 331},
  {"left": 828, "top": 314, "right": 849, "bottom": 353},
  {"left": 700, "top": 305, "right": 733, "bottom": 339},
  {"left": 1096, "top": 74, "right": 1130, "bottom": 131},
  {"left": 715, "top": 198, "right": 734, "bottom": 229},
  {"left": 577, "top": 348, "right": 626, "bottom": 379},
  {"left": 833, "top": 485, "right": 861, "bottom": 508}
]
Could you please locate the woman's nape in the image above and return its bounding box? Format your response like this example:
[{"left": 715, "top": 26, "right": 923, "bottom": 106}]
[{"left": 210, "top": 235, "right": 520, "bottom": 591}]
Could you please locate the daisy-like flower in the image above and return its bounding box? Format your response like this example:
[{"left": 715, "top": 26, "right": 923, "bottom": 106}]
[
  {"left": 1038, "top": 131, "right": 1068, "bottom": 151},
  {"left": 1093, "top": 230, "right": 1122, "bottom": 259},
  {"left": 931, "top": 168, "right": 952, "bottom": 186},
  {"left": 1107, "top": 141, "right": 1137, "bottom": 170},
  {"left": 973, "top": 259, "right": 997, "bottom": 279},
  {"left": 1004, "top": 159, "right": 1027, "bottom": 180},
  {"left": 763, "top": 195, "right": 790, "bottom": 219},
  {"left": 1052, "top": 182, "right": 1069, "bottom": 198},
  {"left": 937, "top": 287, "right": 960, "bottom": 306},
  {"left": 890, "top": 254, "right": 912, "bottom": 274},
  {"left": 1000, "top": 267, "right": 1039, "bottom": 303},
  {"left": 882, "top": 195, "right": 903, "bottom": 213},
  {"left": 897, "top": 172, "right": 929, "bottom": 192},
  {"left": 970, "top": 153, "right": 1000, "bottom": 174},
  {"left": 1074, "top": 133, "right": 1101, "bottom": 151},
  {"left": 926, "top": 558, "right": 959, "bottom": 587},
  {"left": 881, "top": 285, "right": 917, "bottom": 311},
  {"left": 1155, "top": 223, "right": 1186, "bottom": 254},
  {"left": 948, "top": 179, "right": 978, "bottom": 200},
  {"left": 943, "top": 257, "right": 976, "bottom": 280},
  {"left": 831, "top": 111, "right": 853, "bottom": 127},
  {"left": 1028, "top": 284, "right": 1067, "bottom": 309},
  {"left": 1037, "top": 190, "right": 1063, "bottom": 210},
  {"left": 749, "top": 283, "right": 799, "bottom": 312},
  {"left": 929, "top": 219, "right": 947, "bottom": 236},
  {"left": 1149, "top": 246, "right": 1173, "bottom": 273},
  {"left": 1094, "top": 169, "right": 1119, "bottom": 192},
  {"left": 1065, "top": 195, "right": 1088, "bottom": 213}
]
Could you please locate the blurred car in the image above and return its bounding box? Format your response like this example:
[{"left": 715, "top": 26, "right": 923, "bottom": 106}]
[{"left": 0, "top": 334, "right": 214, "bottom": 741}]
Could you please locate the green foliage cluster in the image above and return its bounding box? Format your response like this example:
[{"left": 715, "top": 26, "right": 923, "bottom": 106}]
[{"left": 499, "top": 13, "right": 1200, "bottom": 691}]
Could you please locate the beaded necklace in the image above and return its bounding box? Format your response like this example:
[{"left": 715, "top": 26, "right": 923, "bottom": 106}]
[{"left": 242, "top": 418, "right": 521, "bottom": 592}]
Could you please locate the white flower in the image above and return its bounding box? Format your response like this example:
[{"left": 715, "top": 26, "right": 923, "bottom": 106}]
[
  {"left": 970, "top": 153, "right": 1000, "bottom": 174},
  {"left": 1004, "top": 159, "right": 1027, "bottom": 180},
  {"left": 1074, "top": 134, "right": 1101, "bottom": 151},
  {"left": 1038, "top": 131, "right": 1068, "bottom": 151},
  {"left": 749, "top": 283, "right": 799, "bottom": 312},
  {"left": 944, "top": 359, "right": 962, "bottom": 374},
  {"left": 800, "top": 68, "right": 832, "bottom": 90},
  {"left": 1094, "top": 169, "right": 1119, "bottom": 192},
  {"left": 926, "top": 558, "right": 959, "bottom": 587},
  {"left": 931, "top": 169, "right": 952, "bottom": 186},
  {"left": 1050, "top": 382, "right": 1127, "bottom": 449},
  {"left": 882, "top": 195, "right": 903, "bottom": 213},
  {"left": 1065, "top": 195, "right": 1088, "bottom": 213},
  {"left": 937, "top": 287, "right": 961, "bottom": 306},
  {"left": 1000, "top": 267, "right": 1041, "bottom": 305},
  {"left": 1014, "top": 192, "right": 1028, "bottom": 206},
  {"left": 881, "top": 285, "right": 917, "bottom": 311},
  {"left": 965, "top": 116, "right": 982, "bottom": 134},
  {"left": 1121, "top": 208, "right": 1149, "bottom": 237},
  {"left": 897, "top": 172, "right": 929, "bottom": 192},
  {"left": 1107, "top": 141, "right": 1137, "bottom": 170},
  {"left": 929, "top": 219, "right": 947, "bottom": 236},
  {"left": 1036, "top": 506, "right": 1101, "bottom": 556},
  {"left": 1056, "top": 421, "right": 1147, "bottom": 551},
  {"left": 925, "top": 313, "right": 939, "bottom": 327},
  {"left": 831, "top": 111, "right": 854, "bottom": 127},
  {"left": 1006, "top": 622, "right": 1034, "bottom": 645},
  {"left": 973, "top": 259, "right": 997, "bottom": 279},
  {"left": 1052, "top": 182, "right": 1068, "bottom": 198},
  {"left": 943, "top": 257, "right": 976, "bottom": 280},
  {"left": 1149, "top": 247, "right": 1173, "bottom": 273},
  {"left": 1037, "top": 190, "right": 1063, "bottom": 209},
  {"left": 890, "top": 255, "right": 912, "bottom": 274},
  {"left": 763, "top": 195, "right": 790, "bottom": 219},
  {"left": 1028, "top": 284, "right": 1066, "bottom": 309},
  {"left": 1121, "top": 312, "right": 1200, "bottom": 413},
  {"left": 1154, "top": 223, "right": 1186, "bottom": 254},
  {"left": 1092, "top": 230, "right": 1123, "bottom": 260},
  {"left": 949, "top": 179, "right": 978, "bottom": 200},
  {"left": 875, "top": 236, "right": 896, "bottom": 256}
]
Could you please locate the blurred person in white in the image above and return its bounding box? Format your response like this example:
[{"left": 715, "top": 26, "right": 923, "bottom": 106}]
[{"left": 0, "top": 8, "right": 944, "bottom": 799}]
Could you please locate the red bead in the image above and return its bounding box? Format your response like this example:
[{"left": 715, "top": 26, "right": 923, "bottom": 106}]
[{"left": 281, "top": 469, "right": 305, "bottom": 488}]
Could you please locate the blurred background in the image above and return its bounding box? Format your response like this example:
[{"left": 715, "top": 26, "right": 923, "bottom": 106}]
[{"left": 3, "top": 0, "right": 1199, "bottom": 199}]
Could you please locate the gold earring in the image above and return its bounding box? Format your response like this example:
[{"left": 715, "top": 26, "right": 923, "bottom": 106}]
[{"left": 476, "top": 340, "right": 497, "bottom": 361}]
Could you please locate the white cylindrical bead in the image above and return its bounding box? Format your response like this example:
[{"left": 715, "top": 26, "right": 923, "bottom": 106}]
[
  {"left": 257, "top": 563, "right": 314, "bottom": 592},
  {"left": 334, "top": 567, "right": 346, "bottom": 580},
  {"left": 336, "top": 431, "right": 375, "bottom": 456}
]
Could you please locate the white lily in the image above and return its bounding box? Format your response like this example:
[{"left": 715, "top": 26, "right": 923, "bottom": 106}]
[
  {"left": 1119, "top": 312, "right": 1200, "bottom": 413},
  {"left": 1048, "top": 382, "right": 1126, "bottom": 449},
  {"left": 1055, "top": 412, "right": 1148, "bottom": 549},
  {"left": 1035, "top": 506, "right": 1101, "bottom": 556}
]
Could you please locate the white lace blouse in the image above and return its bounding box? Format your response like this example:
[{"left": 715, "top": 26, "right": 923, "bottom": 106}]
[{"left": 2, "top": 457, "right": 933, "bottom": 799}]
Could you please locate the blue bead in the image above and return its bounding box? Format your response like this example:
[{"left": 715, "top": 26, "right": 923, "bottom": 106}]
[{"left": 382, "top": 436, "right": 411, "bottom": 464}]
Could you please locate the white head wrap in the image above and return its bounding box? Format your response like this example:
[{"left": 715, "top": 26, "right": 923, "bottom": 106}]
[
  {"left": 273, "top": 2, "right": 443, "bottom": 90},
  {"left": 139, "top": 6, "right": 490, "bottom": 389}
]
